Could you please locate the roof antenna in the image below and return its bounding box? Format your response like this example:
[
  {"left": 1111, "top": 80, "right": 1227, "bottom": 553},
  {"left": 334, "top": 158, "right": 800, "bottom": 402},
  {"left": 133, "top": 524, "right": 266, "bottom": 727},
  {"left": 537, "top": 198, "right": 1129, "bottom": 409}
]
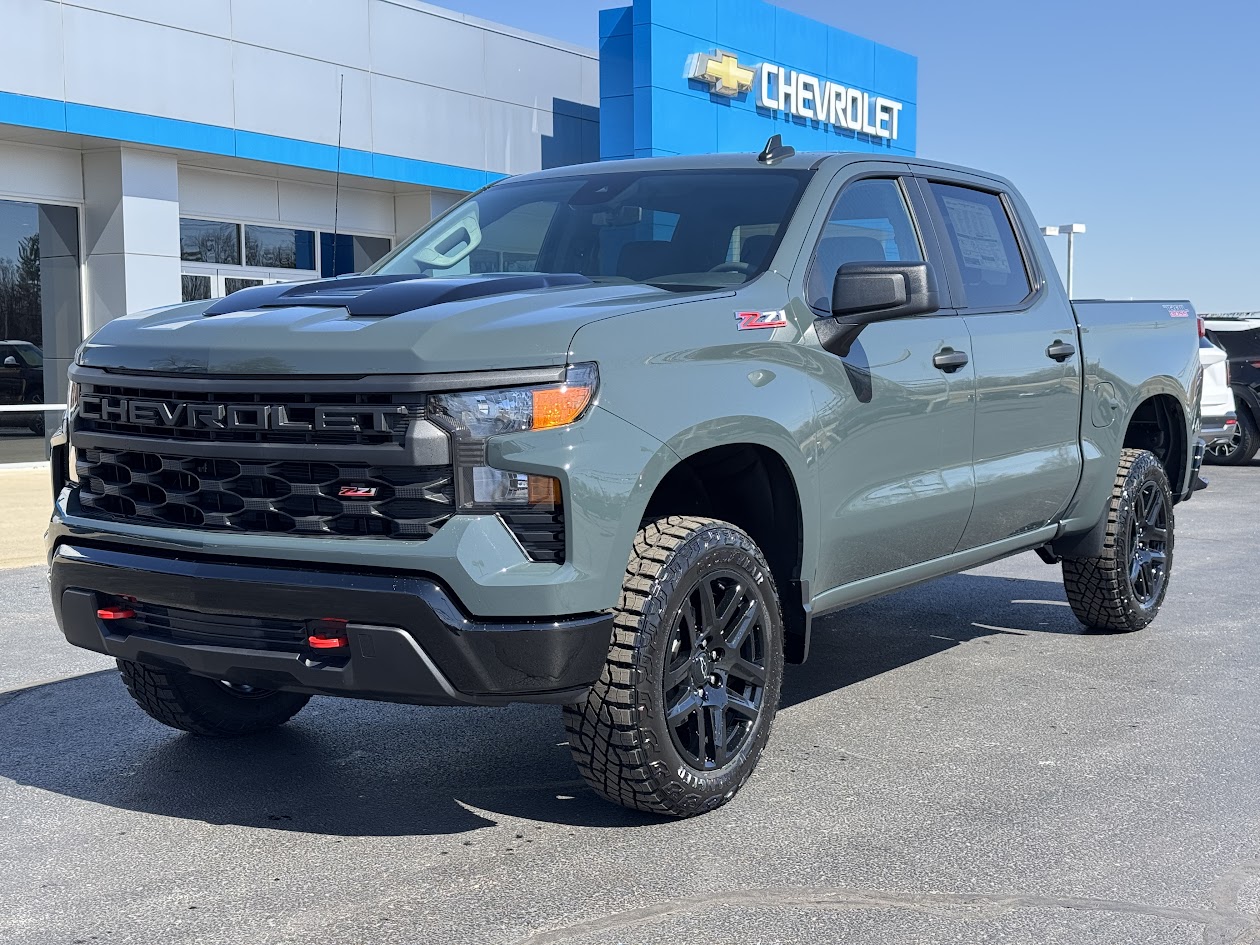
[
  {"left": 331, "top": 73, "right": 345, "bottom": 279},
  {"left": 757, "top": 134, "right": 795, "bottom": 165}
]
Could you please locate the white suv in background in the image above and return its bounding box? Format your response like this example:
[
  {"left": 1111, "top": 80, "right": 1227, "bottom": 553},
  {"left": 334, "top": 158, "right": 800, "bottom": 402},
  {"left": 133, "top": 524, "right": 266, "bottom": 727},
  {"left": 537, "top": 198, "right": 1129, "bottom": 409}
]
[{"left": 1199, "top": 323, "right": 1237, "bottom": 456}]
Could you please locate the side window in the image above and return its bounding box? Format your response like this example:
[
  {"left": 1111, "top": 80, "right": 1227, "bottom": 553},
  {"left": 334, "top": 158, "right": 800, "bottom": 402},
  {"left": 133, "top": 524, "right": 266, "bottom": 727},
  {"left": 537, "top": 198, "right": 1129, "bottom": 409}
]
[
  {"left": 927, "top": 183, "right": 1032, "bottom": 309},
  {"left": 807, "top": 179, "right": 923, "bottom": 312}
]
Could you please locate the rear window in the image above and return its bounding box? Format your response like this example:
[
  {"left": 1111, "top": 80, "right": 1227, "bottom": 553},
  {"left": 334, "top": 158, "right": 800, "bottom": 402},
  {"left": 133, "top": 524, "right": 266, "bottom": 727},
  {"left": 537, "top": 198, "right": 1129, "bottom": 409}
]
[{"left": 928, "top": 183, "right": 1033, "bottom": 310}]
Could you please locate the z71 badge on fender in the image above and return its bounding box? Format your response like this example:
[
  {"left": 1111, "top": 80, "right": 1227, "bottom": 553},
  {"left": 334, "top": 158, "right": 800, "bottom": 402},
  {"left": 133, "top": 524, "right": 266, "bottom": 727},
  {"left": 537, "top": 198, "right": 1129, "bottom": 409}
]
[{"left": 735, "top": 310, "right": 788, "bottom": 330}]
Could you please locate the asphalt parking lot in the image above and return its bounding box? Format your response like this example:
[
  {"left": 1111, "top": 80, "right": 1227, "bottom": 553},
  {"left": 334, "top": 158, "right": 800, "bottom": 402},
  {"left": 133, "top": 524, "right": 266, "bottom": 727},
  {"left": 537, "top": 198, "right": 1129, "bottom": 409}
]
[{"left": 3, "top": 464, "right": 1258, "bottom": 945}]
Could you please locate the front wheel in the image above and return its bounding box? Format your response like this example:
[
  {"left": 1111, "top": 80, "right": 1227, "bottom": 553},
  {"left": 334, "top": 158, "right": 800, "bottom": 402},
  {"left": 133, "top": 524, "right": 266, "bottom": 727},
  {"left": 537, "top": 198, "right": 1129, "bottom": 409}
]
[
  {"left": 564, "top": 516, "right": 784, "bottom": 817},
  {"left": 118, "top": 659, "right": 310, "bottom": 736},
  {"left": 1061, "top": 448, "right": 1174, "bottom": 632}
]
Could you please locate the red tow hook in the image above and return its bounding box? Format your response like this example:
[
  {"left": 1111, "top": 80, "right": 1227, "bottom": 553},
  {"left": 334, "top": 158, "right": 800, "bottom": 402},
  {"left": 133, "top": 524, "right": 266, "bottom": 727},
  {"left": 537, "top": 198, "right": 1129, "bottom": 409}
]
[
  {"left": 96, "top": 606, "right": 136, "bottom": 620},
  {"left": 307, "top": 618, "right": 350, "bottom": 650}
]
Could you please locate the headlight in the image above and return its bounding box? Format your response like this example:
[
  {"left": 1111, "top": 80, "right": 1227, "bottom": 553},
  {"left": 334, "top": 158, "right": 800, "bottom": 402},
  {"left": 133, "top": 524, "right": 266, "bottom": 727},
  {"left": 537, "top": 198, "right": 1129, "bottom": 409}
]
[
  {"left": 66, "top": 380, "right": 80, "bottom": 483},
  {"left": 428, "top": 363, "right": 597, "bottom": 511},
  {"left": 428, "top": 362, "right": 597, "bottom": 438}
]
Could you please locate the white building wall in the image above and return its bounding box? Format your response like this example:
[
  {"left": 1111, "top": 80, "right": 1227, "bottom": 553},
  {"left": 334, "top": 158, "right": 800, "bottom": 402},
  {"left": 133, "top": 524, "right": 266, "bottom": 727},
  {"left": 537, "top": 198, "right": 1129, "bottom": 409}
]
[
  {"left": 5, "top": 0, "right": 599, "bottom": 178},
  {"left": 0, "top": 141, "right": 83, "bottom": 205}
]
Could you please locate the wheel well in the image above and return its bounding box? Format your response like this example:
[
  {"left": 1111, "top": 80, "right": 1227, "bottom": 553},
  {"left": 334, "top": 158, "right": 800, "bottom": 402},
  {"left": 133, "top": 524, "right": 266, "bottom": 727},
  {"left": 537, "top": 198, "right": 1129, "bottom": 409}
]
[
  {"left": 643, "top": 444, "right": 809, "bottom": 663},
  {"left": 1123, "top": 394, "right": 1187, "bottom": 494}
]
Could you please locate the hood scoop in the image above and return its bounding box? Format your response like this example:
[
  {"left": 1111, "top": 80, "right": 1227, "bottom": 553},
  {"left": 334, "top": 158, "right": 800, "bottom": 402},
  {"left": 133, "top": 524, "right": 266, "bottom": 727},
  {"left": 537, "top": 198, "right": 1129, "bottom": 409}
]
[{"left": 203, "top": 273, "right": 593, "bottom": 318}]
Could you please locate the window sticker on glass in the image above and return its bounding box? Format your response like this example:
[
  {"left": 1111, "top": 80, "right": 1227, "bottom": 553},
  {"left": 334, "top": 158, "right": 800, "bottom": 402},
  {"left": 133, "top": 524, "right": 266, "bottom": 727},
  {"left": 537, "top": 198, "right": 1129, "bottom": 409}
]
[{"left": 940, "top": 196, "right": 1011, "bottom": 274}]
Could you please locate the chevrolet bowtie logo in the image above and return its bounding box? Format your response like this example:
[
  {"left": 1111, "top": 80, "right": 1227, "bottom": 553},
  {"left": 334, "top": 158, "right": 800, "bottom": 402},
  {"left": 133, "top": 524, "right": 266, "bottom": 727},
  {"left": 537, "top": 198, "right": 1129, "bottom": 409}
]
[{"left": 688, "top": 51, "right": 755, "bottom": 97}]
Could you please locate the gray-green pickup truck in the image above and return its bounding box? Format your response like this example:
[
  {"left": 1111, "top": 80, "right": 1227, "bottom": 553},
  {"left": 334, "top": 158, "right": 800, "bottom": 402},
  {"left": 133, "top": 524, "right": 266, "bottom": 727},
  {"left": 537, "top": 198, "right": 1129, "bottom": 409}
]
[{"left": 48, "top": 142, "right": 1203, "bottom": 817}]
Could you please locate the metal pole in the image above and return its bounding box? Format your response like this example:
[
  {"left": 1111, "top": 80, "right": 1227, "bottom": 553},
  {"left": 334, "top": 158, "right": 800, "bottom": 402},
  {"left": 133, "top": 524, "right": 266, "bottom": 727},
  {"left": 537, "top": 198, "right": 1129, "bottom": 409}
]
[{"left": 1065, "top": 231, "right": 1075, "bottom": 299}]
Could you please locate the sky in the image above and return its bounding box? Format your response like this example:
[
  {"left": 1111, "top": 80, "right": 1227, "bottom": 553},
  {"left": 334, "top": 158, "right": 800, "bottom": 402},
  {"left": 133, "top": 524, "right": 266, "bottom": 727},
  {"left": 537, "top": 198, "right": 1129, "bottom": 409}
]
[{"left": 436, "top": 0, "right": 1260, "bottom": 312}]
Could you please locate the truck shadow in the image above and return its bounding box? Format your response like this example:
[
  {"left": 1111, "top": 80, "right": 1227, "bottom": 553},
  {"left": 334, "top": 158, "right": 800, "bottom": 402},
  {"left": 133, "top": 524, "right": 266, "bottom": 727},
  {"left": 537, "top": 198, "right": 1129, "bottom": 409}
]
[{"left": 0, "top": 572, "right": 1093, "bottom": 838}]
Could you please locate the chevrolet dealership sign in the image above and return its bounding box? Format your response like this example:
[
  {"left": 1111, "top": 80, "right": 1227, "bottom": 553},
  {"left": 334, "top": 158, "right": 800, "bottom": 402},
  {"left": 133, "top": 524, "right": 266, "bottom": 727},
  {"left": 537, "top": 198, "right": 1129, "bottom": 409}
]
[{"left": 687, "top": 51, "right": 905, "bottom": 142}]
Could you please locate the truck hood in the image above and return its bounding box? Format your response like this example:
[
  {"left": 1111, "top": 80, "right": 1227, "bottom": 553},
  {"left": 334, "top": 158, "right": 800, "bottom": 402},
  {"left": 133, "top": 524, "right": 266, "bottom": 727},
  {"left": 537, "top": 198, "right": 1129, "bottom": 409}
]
[{"left": 79, "top": 273, "right": 725, "bottom": 376}]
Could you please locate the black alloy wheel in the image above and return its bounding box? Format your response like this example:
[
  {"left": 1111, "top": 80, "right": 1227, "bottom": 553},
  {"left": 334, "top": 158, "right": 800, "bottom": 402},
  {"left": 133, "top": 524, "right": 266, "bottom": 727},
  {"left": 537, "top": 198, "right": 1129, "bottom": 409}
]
[
  {"left": 1127, "top": 480, "right": 1169, "bottom": 606},
  {"left": 663, "top": 569, "right": 769, "bottom": 771}
]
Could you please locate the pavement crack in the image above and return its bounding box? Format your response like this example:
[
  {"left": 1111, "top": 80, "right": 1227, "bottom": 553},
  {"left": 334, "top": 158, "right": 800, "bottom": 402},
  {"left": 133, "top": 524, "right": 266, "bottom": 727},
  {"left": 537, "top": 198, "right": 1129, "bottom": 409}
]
[{"left": 511, "top": 880, "right": 1260, "bottom": 945}]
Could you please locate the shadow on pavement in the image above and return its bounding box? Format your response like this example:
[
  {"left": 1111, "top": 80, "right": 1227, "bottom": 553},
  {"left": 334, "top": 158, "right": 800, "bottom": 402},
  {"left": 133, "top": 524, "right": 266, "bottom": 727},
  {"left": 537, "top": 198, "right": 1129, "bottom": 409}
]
[{"left": 0, "top": 572, "right": 1091, "bottom": 838}]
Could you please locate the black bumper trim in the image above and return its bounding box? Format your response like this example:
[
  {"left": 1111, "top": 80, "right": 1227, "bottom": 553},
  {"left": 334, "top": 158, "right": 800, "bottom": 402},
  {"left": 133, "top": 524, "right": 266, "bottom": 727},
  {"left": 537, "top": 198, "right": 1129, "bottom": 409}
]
[{"left": 51, "top": 543, "right": 613, "bottom": 706}]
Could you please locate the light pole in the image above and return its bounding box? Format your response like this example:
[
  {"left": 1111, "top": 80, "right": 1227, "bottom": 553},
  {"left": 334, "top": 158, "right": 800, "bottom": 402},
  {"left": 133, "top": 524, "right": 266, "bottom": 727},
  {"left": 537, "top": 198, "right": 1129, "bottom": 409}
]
[{"left": 1040, "top": 224, "right": 1086, "bottom": 298}]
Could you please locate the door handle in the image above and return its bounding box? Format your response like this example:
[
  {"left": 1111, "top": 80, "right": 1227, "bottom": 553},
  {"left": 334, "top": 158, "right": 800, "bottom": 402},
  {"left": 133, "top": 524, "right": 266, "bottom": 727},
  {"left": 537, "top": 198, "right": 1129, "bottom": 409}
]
[
  {"left": 933, "top": 348, "right": 969, "bottom": 373},
  {"left": 1046, "top": 340, "right": 1076, "bottom": 362}
]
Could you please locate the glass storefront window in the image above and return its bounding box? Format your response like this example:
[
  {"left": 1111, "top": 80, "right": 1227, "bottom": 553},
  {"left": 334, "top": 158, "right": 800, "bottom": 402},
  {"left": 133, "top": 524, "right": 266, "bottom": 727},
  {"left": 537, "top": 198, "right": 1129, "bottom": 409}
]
[
  {"left": 319, "top": 233, "right": 391, "bottom": 277},
  {"left": 180, "top": 219, "right": 241, "bottom": 265},
  {"left": 0, "top": 199, "right": 81, "bottom": 463},
  {"left": 224, "top": 277, "right": 264, "bottom": 295},
  {"left": 181, "top": 274, "right": 212, "bottom": 302},
  {"left": 245, "top": 225, "right": 315, "bottom": 270}
]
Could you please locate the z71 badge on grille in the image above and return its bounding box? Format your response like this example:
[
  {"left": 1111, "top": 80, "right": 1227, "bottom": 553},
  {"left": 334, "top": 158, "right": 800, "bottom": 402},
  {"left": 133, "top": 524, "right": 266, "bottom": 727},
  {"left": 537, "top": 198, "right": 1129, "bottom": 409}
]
[
  {"left": 735, "top": 310, "right": 788, "bottom": 330},
  {"left": 338, "top": 486, "right": 379, "bottom": 498}
]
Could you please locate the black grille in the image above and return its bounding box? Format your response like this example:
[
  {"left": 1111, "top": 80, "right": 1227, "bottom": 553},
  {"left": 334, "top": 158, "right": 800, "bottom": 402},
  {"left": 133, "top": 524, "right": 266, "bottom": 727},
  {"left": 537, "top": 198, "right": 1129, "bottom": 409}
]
[
  {"left": 76, "top": 448, "right": 454, "bottom": 539},
  {"left": 122, "top": 600, "right": 310, "bottom": 652},
  {"left": 501, "top": 509, "right": 566, "bottom": 564},
  {"left": 75, "top": 382, "right": 421, "bottom": 447}
]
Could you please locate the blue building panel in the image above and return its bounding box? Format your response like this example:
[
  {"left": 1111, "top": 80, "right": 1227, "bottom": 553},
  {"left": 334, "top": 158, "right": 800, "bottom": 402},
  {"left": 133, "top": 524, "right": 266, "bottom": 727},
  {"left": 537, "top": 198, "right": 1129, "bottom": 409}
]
[
  {"left": 602, "top": 0, "right": 917, "bottom": 161},
  {"left": 636, "top": 0, "right": 717, "bottom": 43}
]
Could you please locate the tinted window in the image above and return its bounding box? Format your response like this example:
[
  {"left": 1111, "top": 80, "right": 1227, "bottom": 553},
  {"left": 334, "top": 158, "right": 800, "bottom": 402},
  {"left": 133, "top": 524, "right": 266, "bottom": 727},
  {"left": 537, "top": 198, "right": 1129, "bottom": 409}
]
[
  {"left": 181, "top": 274, "right": 212, "bottom": 302},
  {"left": 244, "top": 225, "right": 315, "bottom": 270},
  {"left": 320, "top": 233, "right": 392, "bottom": 277},
  {"left": 224, "top": 277, "right": 265, "bottom": 295},
  {"left": 806, "top": 179, "right": 922, "bottom": 312},
  {"left": 372, "top": 169, "right": 814, "bottom": 290},
  {"left": 180, "top": 219, "right": 240, "bottom": 265},
  {"left": 927, "top": 183, "right": 1032, "bottom": 309}
]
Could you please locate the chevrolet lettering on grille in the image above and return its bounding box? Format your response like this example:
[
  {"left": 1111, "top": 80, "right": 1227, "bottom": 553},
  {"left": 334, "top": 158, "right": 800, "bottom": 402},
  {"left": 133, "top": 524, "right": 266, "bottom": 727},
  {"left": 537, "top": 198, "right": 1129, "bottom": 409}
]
[{"left": 78, "top": 394, "right": 407, "bottom": 433}]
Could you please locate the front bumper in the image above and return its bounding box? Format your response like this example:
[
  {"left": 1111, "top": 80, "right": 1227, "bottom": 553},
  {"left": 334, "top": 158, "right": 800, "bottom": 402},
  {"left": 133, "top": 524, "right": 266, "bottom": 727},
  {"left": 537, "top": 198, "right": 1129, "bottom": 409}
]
[
  {"left": 51, "top": 544, "right": 613, "bottom": 706},
  {"left": 1200, "top": 412, "right": 1237, "bottom": 446}
]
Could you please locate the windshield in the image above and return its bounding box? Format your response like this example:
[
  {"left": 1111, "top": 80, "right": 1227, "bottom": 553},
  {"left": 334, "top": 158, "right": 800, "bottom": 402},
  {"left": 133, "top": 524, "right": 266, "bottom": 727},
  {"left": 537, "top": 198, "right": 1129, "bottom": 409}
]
[
  {"left": 370, "top": 168, "right": 814, "bottom": 290},
  {"left": 10, "top": 343, "right": 41, "bottom": 367}
]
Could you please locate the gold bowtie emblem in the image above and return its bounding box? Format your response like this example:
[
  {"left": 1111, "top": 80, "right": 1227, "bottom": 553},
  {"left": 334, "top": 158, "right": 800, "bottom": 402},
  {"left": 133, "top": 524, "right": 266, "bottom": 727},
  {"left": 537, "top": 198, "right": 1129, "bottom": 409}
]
[{"left": 689, "top": 52, "right": 755, "bottom": 97}]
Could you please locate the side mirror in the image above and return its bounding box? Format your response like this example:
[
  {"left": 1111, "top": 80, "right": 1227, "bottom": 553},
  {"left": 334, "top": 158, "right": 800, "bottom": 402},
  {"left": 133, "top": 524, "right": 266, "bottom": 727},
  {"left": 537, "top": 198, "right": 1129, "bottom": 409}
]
[
  {"left": 815, "top": 261, "right": 940, "bottom": 356},
  {"left": 2, "top": 356, "right": 17, "bottom": 367}
]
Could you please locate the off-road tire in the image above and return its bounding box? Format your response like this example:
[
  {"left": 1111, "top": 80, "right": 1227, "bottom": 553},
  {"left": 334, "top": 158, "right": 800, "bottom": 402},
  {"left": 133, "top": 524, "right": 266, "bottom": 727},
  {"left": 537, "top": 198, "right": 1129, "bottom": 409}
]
[
  {"left": 564, "top": 516, "right": 784, "bottom": 818},
  {"left": 1204, "top": 405, "right": 1259, "bottom": 466},
  {"left": 118, "top": 659, "right": 310, "bottom": 736},
  {"left": 1062, "top": 449, "right": 1174, "bottom": 632}
]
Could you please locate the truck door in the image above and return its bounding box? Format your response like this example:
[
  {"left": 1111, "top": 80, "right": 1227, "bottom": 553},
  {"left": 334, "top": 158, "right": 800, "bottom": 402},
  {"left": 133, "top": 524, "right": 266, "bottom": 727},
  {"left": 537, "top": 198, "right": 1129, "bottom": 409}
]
[
  {"left": 803, "top": 175, "right": 977, "bottom": 591},
  {"left": 0, "top": 343, "right": 23, "bottom": 405},
  {"left": 916, "top": 178, "right": 1083, "bottom": 550}
]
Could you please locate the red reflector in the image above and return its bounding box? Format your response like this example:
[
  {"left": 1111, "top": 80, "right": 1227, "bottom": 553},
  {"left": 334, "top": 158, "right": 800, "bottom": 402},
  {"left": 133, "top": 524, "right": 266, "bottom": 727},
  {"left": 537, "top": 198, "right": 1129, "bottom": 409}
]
[
  {"left": 97, "top": 607, "right": 135, "bottom": 620},
  {"left": 307, "top": 634, "right": 348, "bottom": 649}
]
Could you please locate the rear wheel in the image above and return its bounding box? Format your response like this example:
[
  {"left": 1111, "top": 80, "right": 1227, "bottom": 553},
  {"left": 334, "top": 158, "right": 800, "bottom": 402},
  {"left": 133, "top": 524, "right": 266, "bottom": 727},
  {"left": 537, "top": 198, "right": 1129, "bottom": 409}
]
[
  {"left": 27, "top": 393, "right": 43, "bottom": 436},
  {"left": 1204, "top": 406, "right": 1259, "bottom": 465},
  {"left": 564, "top": 516, "right": 784, "bottom": 817},
  {"left": 118, "top": 659, "right": 310, "bottom": 736},
  {"left": 1062, "top": 448, "right": 1174, "bottom": 632}
]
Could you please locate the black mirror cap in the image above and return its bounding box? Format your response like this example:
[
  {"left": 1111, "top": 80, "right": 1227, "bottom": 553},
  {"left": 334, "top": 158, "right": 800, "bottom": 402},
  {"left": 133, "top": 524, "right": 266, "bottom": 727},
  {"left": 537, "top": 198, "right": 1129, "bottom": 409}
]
[
  {"left": 816, "top": 262, "right": 941, "bottom": 357},
  {"left": 831, "top": 261, "right": 940, "bottom": 321}
]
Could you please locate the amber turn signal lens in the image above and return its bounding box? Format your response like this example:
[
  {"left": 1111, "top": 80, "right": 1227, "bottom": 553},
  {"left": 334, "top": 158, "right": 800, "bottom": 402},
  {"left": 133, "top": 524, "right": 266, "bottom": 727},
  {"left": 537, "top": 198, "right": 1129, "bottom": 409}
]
[
  {"left": 526, "top": 474, "right": 562, "bottom": 507},
  {"left": 531, "top": 384, "right": 594, "bottom": 431}
]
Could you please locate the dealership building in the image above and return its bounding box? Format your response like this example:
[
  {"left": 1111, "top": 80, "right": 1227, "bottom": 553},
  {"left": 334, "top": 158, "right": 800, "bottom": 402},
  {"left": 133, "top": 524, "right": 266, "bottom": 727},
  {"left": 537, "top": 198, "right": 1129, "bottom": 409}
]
[{"left": 0, "top": 0, "right": 916, "bottom": 463}]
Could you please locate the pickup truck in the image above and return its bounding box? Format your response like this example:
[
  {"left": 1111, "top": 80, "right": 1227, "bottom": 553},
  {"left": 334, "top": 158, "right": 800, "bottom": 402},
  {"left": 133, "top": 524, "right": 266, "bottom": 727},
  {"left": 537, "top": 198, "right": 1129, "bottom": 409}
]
[{"left": 48, "top": 142, "right": 1203, "bottom": 818}]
